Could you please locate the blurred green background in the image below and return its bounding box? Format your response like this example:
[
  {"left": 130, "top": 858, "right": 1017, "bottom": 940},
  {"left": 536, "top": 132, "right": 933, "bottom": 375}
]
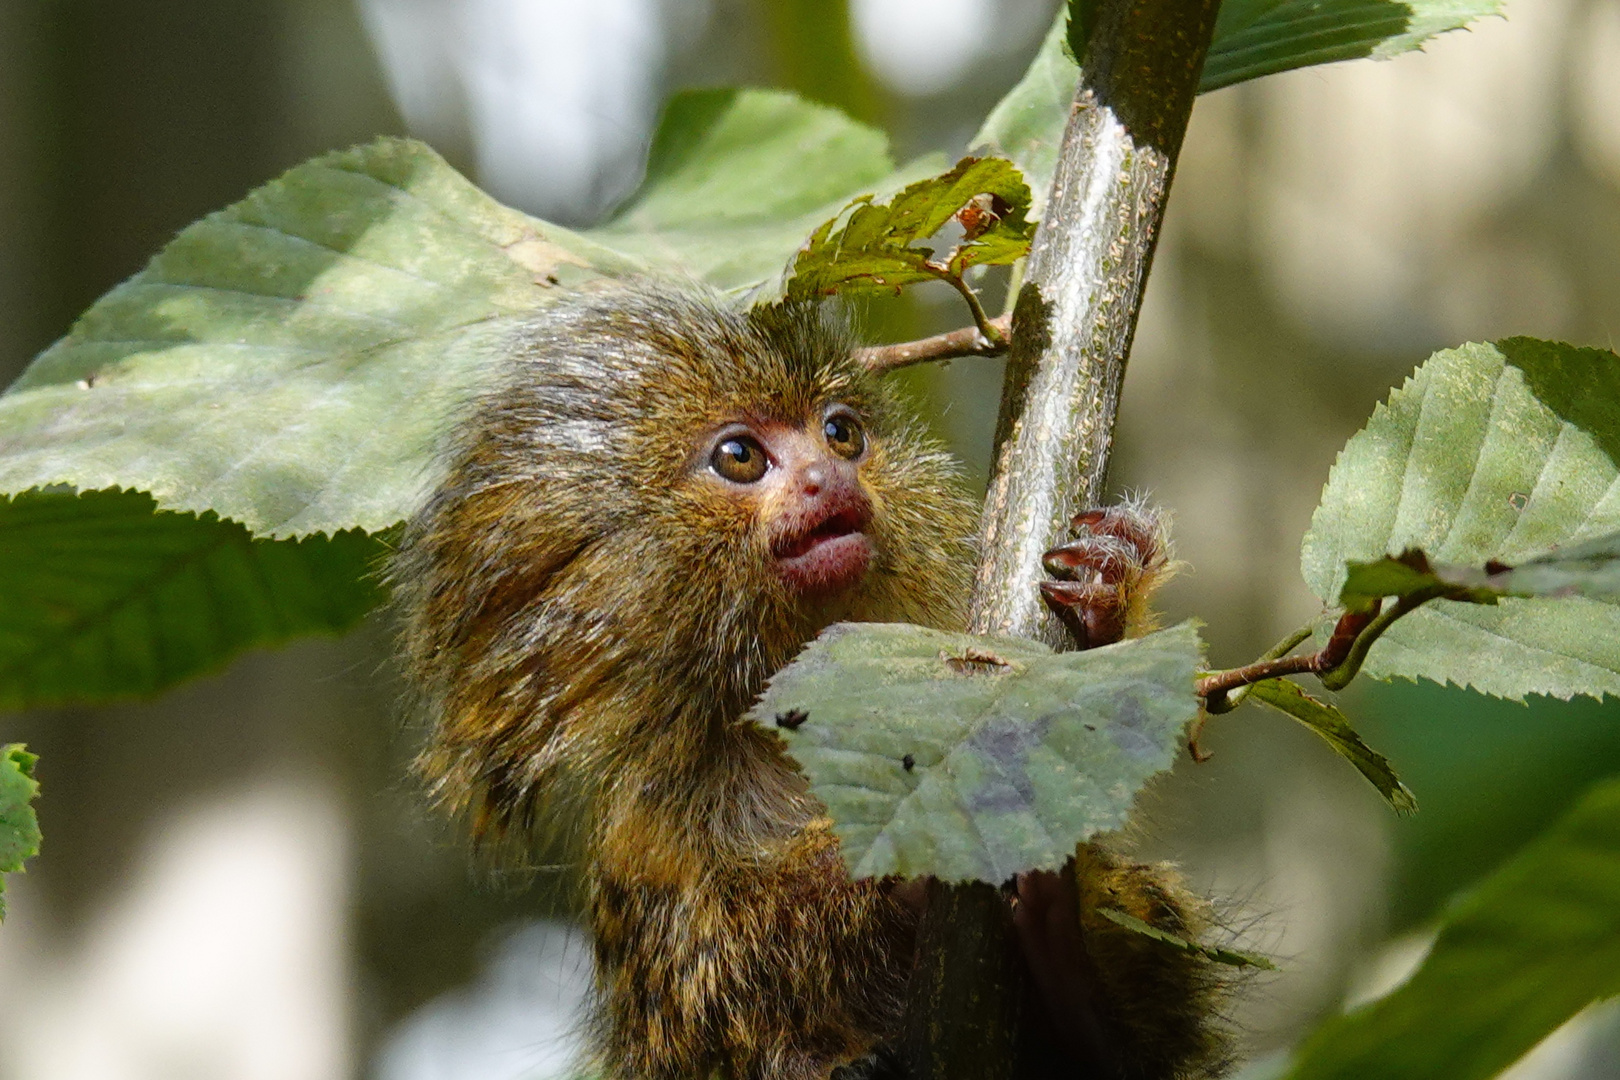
[{"left": 2, "top": 1, "right": 1620, "bottom": 1078}]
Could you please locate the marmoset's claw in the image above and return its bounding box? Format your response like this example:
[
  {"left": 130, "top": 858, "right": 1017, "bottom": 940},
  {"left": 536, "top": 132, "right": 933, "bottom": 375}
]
[
  {"left": 1040, "top": 501, "right": 1171, "bottom": 651},
  {"left": 1070, "top": 505, "right": 1167, "bottom": 569},
  {"left": 1041, "top": 580, "right": 1127, "bottom": 650},
  {"left": 1043, "top": 534, "right": 1141, "bottom": 583}
]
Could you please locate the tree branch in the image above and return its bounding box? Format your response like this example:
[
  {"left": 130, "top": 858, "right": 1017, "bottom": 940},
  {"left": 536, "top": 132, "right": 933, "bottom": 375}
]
[
  {"left": 856, "top": 315, "right": 1012, "bottom": 373},
  {"left": 899, "top": 3, "right": 1222, "bottom": 1078}
]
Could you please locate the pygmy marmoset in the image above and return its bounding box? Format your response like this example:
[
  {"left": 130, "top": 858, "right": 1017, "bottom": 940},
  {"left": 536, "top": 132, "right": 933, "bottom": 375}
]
[{"left": 392, "top": 284, "right": 1229, "bottom": 1080}]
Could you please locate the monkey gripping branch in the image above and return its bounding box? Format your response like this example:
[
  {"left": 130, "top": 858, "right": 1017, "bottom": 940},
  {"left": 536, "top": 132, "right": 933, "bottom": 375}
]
[{"left": 14, "top": 5, "right": 1620, "bottom": 1080}]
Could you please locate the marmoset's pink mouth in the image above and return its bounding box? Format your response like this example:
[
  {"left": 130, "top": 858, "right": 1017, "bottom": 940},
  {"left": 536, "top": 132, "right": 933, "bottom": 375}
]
[{"left": 773, "top": 506, "right": 872, "bottom": 595}]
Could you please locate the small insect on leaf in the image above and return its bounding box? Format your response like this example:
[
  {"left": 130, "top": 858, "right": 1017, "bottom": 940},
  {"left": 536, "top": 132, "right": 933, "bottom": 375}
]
[
  {"left": 775, "top": 709, "right": 808, "bottom": 730},
  {"left": 944, "top": 646, "right": 1015, "bottom": 675},
  {"left": 956, "top": 192, "right": 1011, "bottom": 241},
  {"left": 901, "top": 753, "right": 916, "bottom": 772}
]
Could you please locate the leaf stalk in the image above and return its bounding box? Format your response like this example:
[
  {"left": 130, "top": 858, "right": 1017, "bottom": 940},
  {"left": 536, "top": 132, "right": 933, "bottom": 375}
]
[{"left": 932, "top": 264, "right": 1010, "bottom": 348}]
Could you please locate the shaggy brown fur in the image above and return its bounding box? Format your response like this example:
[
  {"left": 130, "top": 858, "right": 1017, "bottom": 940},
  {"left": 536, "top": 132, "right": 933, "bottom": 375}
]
[
  {"left": 392, "top": 283, "right": 1232, "bottom": 1080},
  {"left": 1073, "top": 846, "right": 1232, "bottom": 1079},
  {"left": 392, "top": 285, "right": 976, "bottom": 1080}
]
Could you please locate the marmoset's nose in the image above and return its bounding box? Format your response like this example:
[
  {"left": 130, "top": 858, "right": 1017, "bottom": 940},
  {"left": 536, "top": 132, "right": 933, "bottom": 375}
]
[{"left": 801, "top": 462, "right": 829, "bottom": 497}]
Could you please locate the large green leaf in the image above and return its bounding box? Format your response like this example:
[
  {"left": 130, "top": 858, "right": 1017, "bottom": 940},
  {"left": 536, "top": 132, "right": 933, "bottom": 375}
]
[
  {"left": 0, "top": 745, "right": 41, "bottom": 920},
  {"left": 1202, "top": 0, "right": 1503, "bottom": 93},
  {"left": 0, "top": 91, "right": 922, "bottom": 707},
  {"left": 592, "top": 87, "right": 932, "bottom": 293},
  {"left": 973, "top": 15, "right": 1077, "bottom": 216},
  {"left": 1301, "top": 340, "right": 1620, "bottom": 700},
  {"left": 0, "top": 137, "right": 610, "bottom": 538},
  {"left": 749, "top": 621, "right": 1202, "bottom": 882},
  {"left": 0, "top": 92, "right": 908, "bottom": 540},
  {"left": 1283, "top": 775, "right": 1620, "bottom": 1080},
  {"left": 976, "top": 2, "right": 1499, "bottom": 202},
  {"left": 0, "top": 488, "right": 385, "bottom": 709}
]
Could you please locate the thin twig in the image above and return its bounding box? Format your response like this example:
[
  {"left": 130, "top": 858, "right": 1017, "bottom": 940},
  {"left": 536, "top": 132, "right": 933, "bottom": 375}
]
[
  {"left": 1187, "top": 711, "right": 1212, "bottom": 762},
  {"left": 1197, "top": 608, "right": 1376, "bottom": 711},
  {"left": 1198, "top": 652, "right": 1324, "bottom": 713},
  {"left": 856, "top": 315, "right": 1013, "bottom": 373},
  {"left": 1198, "top": 623, "right": 1316, "bottom": 713},
  {"left": 1197, "top": 587, "right": 1450, "bottom": 709},
  {"left": 1266, "top": 623, "right": 1317, "bottom": 661}
]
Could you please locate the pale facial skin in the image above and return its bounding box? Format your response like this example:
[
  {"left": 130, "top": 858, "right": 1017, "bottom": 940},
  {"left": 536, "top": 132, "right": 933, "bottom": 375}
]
[{"left": 698, "top": 405, "right": 874, "bottom": 597}]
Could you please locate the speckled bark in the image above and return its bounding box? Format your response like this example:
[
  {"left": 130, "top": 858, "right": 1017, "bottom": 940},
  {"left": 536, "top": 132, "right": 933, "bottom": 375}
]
[{"left": 899, "top": 2, "right": 1222, "bottom": 1078}]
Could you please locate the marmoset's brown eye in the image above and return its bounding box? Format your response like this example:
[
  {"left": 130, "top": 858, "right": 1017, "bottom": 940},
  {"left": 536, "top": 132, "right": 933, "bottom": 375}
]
[
  {"left": 711, "top": 435, "right": 769, "bottom": 483},
  {"left": 823, "top": 411, "right": 865, "bottom": 460}
]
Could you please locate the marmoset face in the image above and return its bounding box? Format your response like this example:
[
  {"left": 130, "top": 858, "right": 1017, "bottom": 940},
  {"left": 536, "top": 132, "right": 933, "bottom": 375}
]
[{"left": 696, "top": 403, "right": 874, "bottom": 597}]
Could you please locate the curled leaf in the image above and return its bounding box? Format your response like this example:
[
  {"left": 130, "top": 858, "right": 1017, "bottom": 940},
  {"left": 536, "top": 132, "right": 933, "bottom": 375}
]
[{"left": 1342, "top": 533, "right": 1620, "bottom": 610}]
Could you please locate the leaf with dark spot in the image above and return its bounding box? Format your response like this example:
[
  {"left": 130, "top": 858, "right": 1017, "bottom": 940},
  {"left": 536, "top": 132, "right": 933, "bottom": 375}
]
[
  {"left": 782, "top": 157, "right": 1034, "bottom": 303},
  {"left": 749, "top": 622, "right": 1202, "bottom": 882}
]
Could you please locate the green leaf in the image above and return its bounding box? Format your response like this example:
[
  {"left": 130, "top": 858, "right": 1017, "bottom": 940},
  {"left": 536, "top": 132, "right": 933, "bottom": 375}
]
[
  {"left": 972, "top": 13, "right": 1079, "bottom": 216},
  {"left": 749, "top": 621, "right": 1203, "bottom": 883},
  {"left": 1095, "top": 906, "right": 1278, "bottom": 970},
  {"left": 1301, "top": 340, "right": 1620, "bottom": 700},
  {"left": 0, "top": 92, "right": 927, "bottom": 706},
  {"left": 0, "top": 137, "right": 600, "bottom": 538},
  {"left": 1496, "top": 335, "right": 1620, "bottom": 472},
  {"left": 1066, "top": 0, "right": 1094, "bottom": 72},
  {"left": 1202, "top": 0, "right": 1503, "bottom": 94},
  {"left": 1480, "top": 532, "right": 1620, "bottom": 604},
  {"left": 0, "top": 95, "right": 916, "bottom": 540},
  {"left": 1340, "top": 534, "right": 1620, "bottom": 610},
  {"left": 1244, "top": 678, "right": 1417, "bottom": 813},
  {"left": 0, "top": 745, "right": 41, "bottom": 920},
  {"left": 974, "top": 3, "right": 1498, "bottom": 205},
  {"left": 783, "top": 157, "right": 1035, "bottom": 302},
  {"left": 1283, "top": 775, "right": 1620, "bottom": 1080},
  {"left": 593, "top": 88, "right": 929, "bottom": 293},
  {"left": 0, "top": 488, "right": 385, "bottom": 710},
  {"left": 1338, "top": 550, "right": 1501, "bottom": 610}
]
